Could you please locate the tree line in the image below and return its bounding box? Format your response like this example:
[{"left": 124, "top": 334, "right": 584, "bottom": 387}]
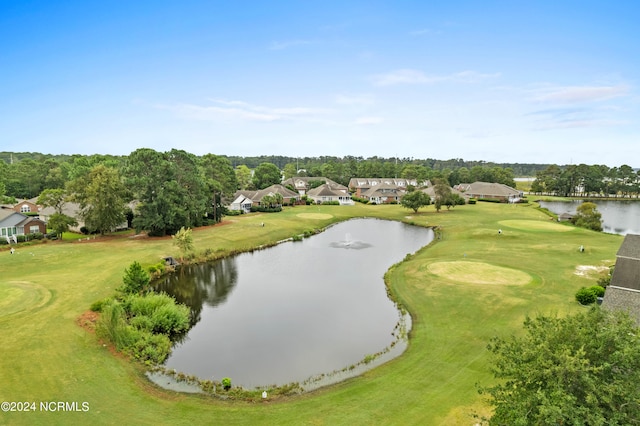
[
  {"left": 1, "top": 151, "right": 562, "bottom": 198},
  {"left": 1, "top": 149, "right": 637, "bottom": 236},
  {"left": 531, "top": 164, "right": 640, "bottom": 198}
]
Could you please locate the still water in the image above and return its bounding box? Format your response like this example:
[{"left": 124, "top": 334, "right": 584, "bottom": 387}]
[
  {"left": 155, "top": 219, "right": 433, "bottom": 388},
  {"left": 538, "top": 200, "right": 640, "bottom": 236}
]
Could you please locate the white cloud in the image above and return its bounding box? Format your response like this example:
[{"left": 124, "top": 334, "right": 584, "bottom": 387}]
[
  {"left": 371, "top": 69, "right": 500, "bottom": 86},
  {"left": 532, "top": 85, "right": 630, "bottom": 103},
  {"left": 157, "top": 99, "right": 333, "bottom": 123}
]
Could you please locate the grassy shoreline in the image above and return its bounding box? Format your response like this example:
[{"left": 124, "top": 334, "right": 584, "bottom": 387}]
[{"left": 0, "top": 202, "right": 622, "bottom": 425}]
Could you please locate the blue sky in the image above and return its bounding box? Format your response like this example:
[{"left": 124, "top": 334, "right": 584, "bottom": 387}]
[{"left": 1, "top": 1, "right": 638, "bottom": 167}]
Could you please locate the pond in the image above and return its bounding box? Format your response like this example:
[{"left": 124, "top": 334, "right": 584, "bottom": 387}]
[
  {"left": 538, "top": 200, "right": 640, "bottom": 236},
  {"left": 154, "top": 218, "right": 434, "bottom": 389}
]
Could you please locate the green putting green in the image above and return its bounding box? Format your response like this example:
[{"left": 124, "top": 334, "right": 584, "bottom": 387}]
[
  {"left": 499, "top": 219, "right": 575, "bottom": 232},
  {"left": 296, "top": 213, "right": 334, "bottom": 220},
  {"left": 0, "top": 281, "right": 52, "bottom": 318},
  {"left": 427, "top": 261, "right": 532, "bottom": 285}
]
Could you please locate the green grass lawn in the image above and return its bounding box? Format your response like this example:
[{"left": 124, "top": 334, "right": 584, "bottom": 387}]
[{"left": 0, "top": 202, "right": 622, "bottom": 425}]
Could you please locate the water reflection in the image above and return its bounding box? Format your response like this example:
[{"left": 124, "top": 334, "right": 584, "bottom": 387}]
[
  {"left": 155, "top": 258, "right": 238, "bottom": 325},
  {"left": 538, "top": 200, "right": 640, "bottom": 236},
  {"left": 154, "top": 219, "right": 433, "bottom": 389}
]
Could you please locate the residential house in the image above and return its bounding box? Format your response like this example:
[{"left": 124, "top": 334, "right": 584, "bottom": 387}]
[
  {"left": 39, "top": 200, "right": 132, "bottom": 233},
  {"left": 11, "top": 198, "right": 41, "bottom": 214},
  {"left": 229, "top": 194, "right": 254, "bottom": 213},
  {"left": 229, "top": 184, "right": 299, "bottom": 211},
  {"left": 348, "top": 178, "right": 430, "bottom": 198},
  {"left": 455, "top": 181, "right": 523, "bottom": 203},
  {"left": 602, "top": 234, "right": 640, "bottom": 324},
  {"left": 420, "top": 185, "right": 468, "bottom": 203},
  {"left": 361, "top": 183, "right": 405, "bottom": 204},
  {"left": 39, "top": 202, "right": 85, "bottom": 233},
  {"left": 306, "top": 183, "right": 354, "bottom": 205},
  {"left": 0, "top": 209, "right": 47, "bottom": 240},
  {"left": 282, "top": 177, "right": 346, "bottom": 196}
]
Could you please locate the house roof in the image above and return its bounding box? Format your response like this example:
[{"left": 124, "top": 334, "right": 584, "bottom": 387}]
[
  {"left": 307, "top": 183, "right": 348, "bottom": 197},
  {"left": 0, "top": 210, "right": 29, "bottom": 226},
  {"left": 617, "top": 234, "right": 640, "bottom": 260},
  {"left": 456, "top": 181, "right": 521, "bottom": 197},
  {"left": 40, "top": 202, "right": 82, "bottom": 218},
  {"left": 348, "top": 178, "right": 428, "bottom": 189},
  {"left": 282, "top": 177, "right": 345, "bottom": 190},
  {"left": 17, "top": 216, "right": 46, "bottom": 227},
  {"left": 609, "top": 234, "right": 640, "bottom": 291},
  {"left": 231, "top": 194, "right": 253, "bottom": 205},
  {"left": 420, "top": 186, "right": 465, "bottom": 198},
  {"left": 361, "top": 183, "right": 403, "bottom": 198},
  {"left": 602, "top": 234, "right": 640, "bottom": 324},
  {"left": 232, "top": 184, "right": 299, "bottom": 203}
]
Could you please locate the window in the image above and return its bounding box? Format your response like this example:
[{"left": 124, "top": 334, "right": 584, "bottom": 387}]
[
  {"left": 30, "top": 225, "right": 40, "bottom": 233},
  {"left": 20, "top": 204, "right": 31, "bottom": 213}
]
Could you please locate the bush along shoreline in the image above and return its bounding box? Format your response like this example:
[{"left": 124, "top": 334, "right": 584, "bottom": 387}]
[{"left": 92, "top": 262, "right": 191, "bottom": 365}]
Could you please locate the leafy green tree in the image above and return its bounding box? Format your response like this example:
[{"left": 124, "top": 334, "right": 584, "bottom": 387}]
[
  {"left": 47, "top": 212, "right": 78, "bottom": 238},
  {"left": 37, "top": 188, "right": 68, "bottom": 214},
  {"left": 199, "top": 154, "right": 238, "bottom": 198},
  {"left": 124, "top": 148, "right": 207, "bottom": 236},
  {"left": 252, "top": 162, "right": 281, "bottom": 189},
  {"left": 433, "top": 180, "right": 452, "bottom": 212},
  {"left": 118, "top": 261, "right": 151, "bottom": 295},
  {"left": 283, "top": 163, "right": 298, "bottom": 179},
  {"left": 235, "top": 165, "right": 253, "bottom": 190},
  {"left": 572, "top": 201, "right": 602, "bottom": 232},
  {"left": 480, "top": 307, "right": 640, "bottom": 425},
  {"left": 172, "top": 226, "right": 194, "bottom": 262},
  {"left": 400, "top": 190, "right": 430, "bottom": 213},
  {"left": 69, "top": 165, "right": 127, "bottom": 235}
]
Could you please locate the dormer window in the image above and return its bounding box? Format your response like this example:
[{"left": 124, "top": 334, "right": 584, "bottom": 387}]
[{"left": 20, "top": 204, "right": 30, "bottom": 213}]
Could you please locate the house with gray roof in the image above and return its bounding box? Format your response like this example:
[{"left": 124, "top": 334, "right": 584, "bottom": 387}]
[
  {"left": 349, "top": 178, "right": 430, "bottom": 198},
  {"left": 420, "top": 185, "right": 467, "bottom": 203},
  {"left": 306, "top": 183, "right": 354, "bottom": 205},
  {"left": 361, "top": 183, "right": 405, "bottom": 204},
  {"left": 455, "top": 181, "right": 522, "bottom": 203},
  {"left": 602, "top": 234, "right": 640, "bottom": 324},
  {"left": 229, "top": 184, "right": 299, "bottom": 211},
  {"left": 0, "top": 209, "right": 47, "bottom": 240},
  {"left": 282, "top": 177, "right": 346, "bottom": 196}
]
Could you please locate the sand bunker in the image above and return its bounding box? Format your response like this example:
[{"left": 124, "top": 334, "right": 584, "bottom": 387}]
[
  {"left": 0, "top": 281, "right": 52, "bottom": 318},
  {"left": 499, "top": 219, "right": 574, "bottom": 232},
  {"left": 296, "top": 213, "right": 334, "bottom": 220},
  {"left": 574, "top": 265, "right": 610, "bottom": 277},
  {"left": 427, "top": 261, "right": 531, "bottom": 285}
]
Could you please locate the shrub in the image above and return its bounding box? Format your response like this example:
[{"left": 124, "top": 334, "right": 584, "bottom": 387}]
[
  {"left": 96, "top": 302, "right": 138, "bottom": 350},
  {"left": 225, "top": 210, "right": 242, "bottom": 216},
  {"left": 597, "top": 266, "right": 614, "bottom": 288},
  {"left": 124, "top": 293, "right": 190, "bottom": 336},
  {"left": 150, "top": 304, "right": 191, "bottom": 335},
  {"left": 321, "top": 201, "right": 340, "bottom": 205},
  {"left": 118, "top": 261, "right": 150, "bottom": 294},
  {"left": 589, "top": 285, "right": 606, "bottom": 298},
  {"left": 90, "top": 297, "right": 112, "bottom": 312},
  {"left": 575, "top": 287, "right": 597, "bottom": 305},
  {"left": 128, "top": 330, "right": 172, "bottom": 364},
  {"left": 222, "top": 377, "right": 232, "bottom": 390},
  {"left": 130, "top": 315, "right": 154, "bottom": 331},
  {"left": 250, "top": 206, "right": 282, "bottom": 213}
]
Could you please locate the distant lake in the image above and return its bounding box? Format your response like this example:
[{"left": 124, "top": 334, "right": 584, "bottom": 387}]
[
  {"left": 155, "top": 219, "right": 433, "bottom": 389},
  {"left": 538, "top": 200, "right": 640, "bottom": 236}
]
